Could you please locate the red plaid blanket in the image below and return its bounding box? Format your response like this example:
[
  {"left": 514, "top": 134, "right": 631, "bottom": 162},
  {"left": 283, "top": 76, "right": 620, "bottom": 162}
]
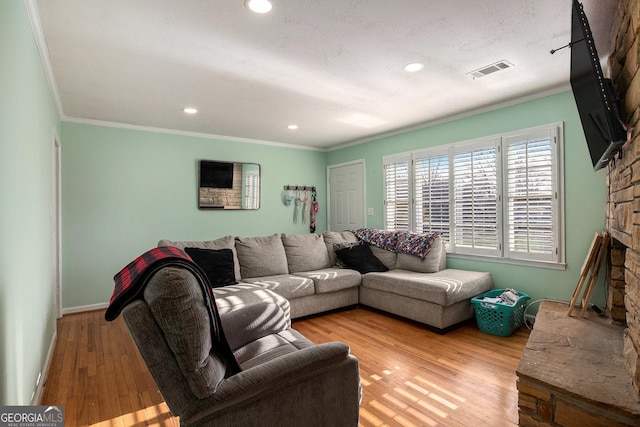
[
  {"left": 108, "top": 246, "right": 190, "bottom": 313},
  {"left": 106, "top": 246, "right": 241, "bottom": 374}
]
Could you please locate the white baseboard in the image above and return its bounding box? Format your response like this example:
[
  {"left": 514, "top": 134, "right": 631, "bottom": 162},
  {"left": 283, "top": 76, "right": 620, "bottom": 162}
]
[
  {"left": 62, "top": 302, "right": 109, "bottom": 315},
  {"left": 32, "top": 329, "right": 57, "bottom": 405},
  {"left": 32, "top": 302, "right": 109, "bottom": 404}
]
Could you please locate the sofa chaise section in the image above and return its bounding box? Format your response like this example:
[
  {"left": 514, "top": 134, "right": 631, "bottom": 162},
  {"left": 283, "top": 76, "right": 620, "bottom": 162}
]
[
  {"left": 360, "top": 269, "right": 494, "bottom": 331},
  {"left": 325, "top": 231, "right": 493, "bottom": 331}
]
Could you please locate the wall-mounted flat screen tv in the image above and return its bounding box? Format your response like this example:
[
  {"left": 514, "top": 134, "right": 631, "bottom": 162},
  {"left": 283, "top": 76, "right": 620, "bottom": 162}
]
[
  {"left": 199, "top": 160, "right": 234, "bottom": 188},
  {"left": 570, "top": 0, "right": 626, "bottom": 171}
]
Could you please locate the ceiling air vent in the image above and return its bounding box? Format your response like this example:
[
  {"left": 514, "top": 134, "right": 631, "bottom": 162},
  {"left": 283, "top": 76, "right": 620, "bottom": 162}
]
[{"left": 466, "top": 60, "right": 514, "bottom": 79}]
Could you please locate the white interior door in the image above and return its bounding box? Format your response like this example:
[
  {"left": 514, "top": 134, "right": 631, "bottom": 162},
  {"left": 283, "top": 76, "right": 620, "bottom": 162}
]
[{"left": 328, "top": 161, "right": 365, "bottom": 231}]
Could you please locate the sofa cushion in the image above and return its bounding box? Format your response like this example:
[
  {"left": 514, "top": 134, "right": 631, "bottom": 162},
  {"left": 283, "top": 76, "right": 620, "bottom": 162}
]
[
  {"left": 296, "top": 268, "right": 362, "bottom": 294},
  {"left": 323, "top": 231, "right": 359, "bottom": 266},
  {"left": 235, "top": 234, "right": 289, "bottom": 278},
  {"left": 395, "top": 235, "right": 444, "bottom": 273},
  {"left": 281, "top": 233, "right": 331, "bottom": 273},
  {"left": 184, "top": 247, "right": 237, "bottom": 288},
  {"left": 361, "top": 268, "right": 493, "bottom": 306},
  {"left": 240, "top": 274, "right": 315, "bottom": 300},
  {"left": 213, "top": 284, "right": 291, "bottom": 323},
  {"left": 369, "top": 245, "right": 397, "bottom": 270},
  {"left": 158, "top": 235, "right": 241, "bottom": 281},
  {"left": 220, "top": 302, "right": 290, "bottom": 351},
  {"left": 235, "top": 329, "right": 314, "bottom": 370},
  {"left": 335, "top": 244, "right": 389, "bottom": 274}
]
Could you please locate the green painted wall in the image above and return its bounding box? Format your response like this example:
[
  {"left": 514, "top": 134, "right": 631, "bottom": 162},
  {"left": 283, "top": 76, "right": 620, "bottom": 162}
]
[
  {"left": 60, "top": 123, "right": 328, "bottom": 308},
  {"left": 328, "top": 91, "right": 608, "bottom": 306},
  {"left": 0, "top": 1, "right": 60, "bottom": 405},
  {"left": 62, "top": 92, "right": 608, "bottom": 311}
]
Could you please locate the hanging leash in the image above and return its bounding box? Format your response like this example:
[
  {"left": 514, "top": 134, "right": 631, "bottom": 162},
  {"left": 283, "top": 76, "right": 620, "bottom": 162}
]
[{"left": 310, "top": 189, "right": 318, "bottom": 233}]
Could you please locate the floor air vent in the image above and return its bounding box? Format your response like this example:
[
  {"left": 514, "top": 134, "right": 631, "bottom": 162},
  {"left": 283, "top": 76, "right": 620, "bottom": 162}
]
[{"left": 466, "top": 60, "right": 514, "bottom": 79}]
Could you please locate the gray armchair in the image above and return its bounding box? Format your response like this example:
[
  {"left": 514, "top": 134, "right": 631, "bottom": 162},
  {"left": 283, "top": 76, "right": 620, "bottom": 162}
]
[{"left": 122, "top": 266, "right": 361, "bottom": 426}]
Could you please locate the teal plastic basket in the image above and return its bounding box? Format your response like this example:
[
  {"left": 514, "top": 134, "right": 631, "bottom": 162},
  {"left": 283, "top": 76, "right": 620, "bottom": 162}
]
[{"left": 470, "top": 289, "right": 530, "bottom": 337}]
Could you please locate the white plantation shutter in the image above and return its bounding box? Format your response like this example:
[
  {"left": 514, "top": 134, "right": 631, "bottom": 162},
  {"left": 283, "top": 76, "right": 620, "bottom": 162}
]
[
  {"left": 244, "top": 172, "right": 259, "bottom": 209},
  {"left": 380, "top": 123, "right": 563, "bottom": 266},
  {"left": 414, "top": 153, "right": 450, "bottom": 240},
  {"left": 453, "top": 141, "right": 500, "bottom": 256},
  {"left": 505, "top": 129, "right": 558, "bottom": 262},
  {"left": 384, "top": 156, "right": 410, "bottom": 230}
]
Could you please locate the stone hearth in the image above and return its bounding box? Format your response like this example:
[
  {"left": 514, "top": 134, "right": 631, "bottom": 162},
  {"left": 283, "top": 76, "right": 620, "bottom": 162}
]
[{"left": 517, "top": 301, "right": 640, "bottom": 426}]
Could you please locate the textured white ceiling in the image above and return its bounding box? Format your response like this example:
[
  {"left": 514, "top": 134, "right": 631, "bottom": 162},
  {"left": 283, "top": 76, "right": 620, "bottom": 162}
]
[{"left": 33, "top": 0, "right": 619, "bottom": 149}]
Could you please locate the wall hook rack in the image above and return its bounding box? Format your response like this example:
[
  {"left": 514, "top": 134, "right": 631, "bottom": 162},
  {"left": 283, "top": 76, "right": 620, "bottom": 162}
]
[{"left": 284, "top": 185, "right": 316, "bottom": 192}]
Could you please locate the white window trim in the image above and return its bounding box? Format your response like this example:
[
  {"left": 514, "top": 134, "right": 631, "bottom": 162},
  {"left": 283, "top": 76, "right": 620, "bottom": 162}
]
[{"left": 383, "top": 123, "right": 566, "bottom": 269}]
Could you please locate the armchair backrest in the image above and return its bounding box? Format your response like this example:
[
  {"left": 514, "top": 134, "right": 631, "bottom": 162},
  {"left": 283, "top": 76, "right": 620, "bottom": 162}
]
[
  {"left": 123, "top": 300, "right": 196, "bottom": 414},
  {"left": 122, "top": 266, "right": 230, "bottom": 416}
]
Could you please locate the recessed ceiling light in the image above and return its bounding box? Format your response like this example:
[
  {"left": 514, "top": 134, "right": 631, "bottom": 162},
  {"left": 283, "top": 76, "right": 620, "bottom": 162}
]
[
  {"left": 287, "top": 124, "right": 298, "bottom": 130},
  {"left": 404, "top": 62, "right": 425, "bottom": 72},
  {"left": 182, "top": 107, "right": 198, "bottom": 114},
  {"left": 246, "top": 0, "right": 273, "bottom": 14}
]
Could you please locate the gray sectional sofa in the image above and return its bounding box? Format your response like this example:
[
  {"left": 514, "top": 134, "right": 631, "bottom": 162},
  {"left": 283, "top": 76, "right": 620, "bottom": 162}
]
[{"left": 159, "top": 230, "right": 494, "bottom": 332}]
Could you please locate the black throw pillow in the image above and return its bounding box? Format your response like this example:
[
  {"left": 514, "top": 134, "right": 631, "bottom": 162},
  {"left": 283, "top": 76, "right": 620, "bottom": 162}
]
[
  {"left": 184, "top": 247, "right": 238, "bottom": 288},
  {"left": 335, "top": 243, "right": 389, "bottom": 274}
]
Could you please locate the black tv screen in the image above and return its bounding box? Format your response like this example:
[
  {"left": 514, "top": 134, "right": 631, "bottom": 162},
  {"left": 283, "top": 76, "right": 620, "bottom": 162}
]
[
  {"left": 570, "top": 0, "right": 626, "bottom": 170},
  {"left": 199, "top": 161, "right": 234, "bottom": 188}
]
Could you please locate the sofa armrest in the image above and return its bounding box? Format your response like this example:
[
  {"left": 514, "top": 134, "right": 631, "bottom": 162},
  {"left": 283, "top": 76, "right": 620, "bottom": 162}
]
[
  {"left": 220, "top": 302, "right": 289, "bottom": 351},
  {"left": 181, "top": 341, "right": 361, "bottom": 426}
]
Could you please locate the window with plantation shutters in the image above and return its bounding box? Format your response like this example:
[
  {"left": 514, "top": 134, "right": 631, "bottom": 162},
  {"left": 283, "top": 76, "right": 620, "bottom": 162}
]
[
  {"left": 414, "top": 152, "right": 450, "bottom": 240},
  {"left": 504, "top": 129, "right": 558, "bottom": 262},
  {"left": 452, "top": 140, "right": 500, "bottom": 257},
  {"left": 384, "top": 156, "right": 410, "bottom": 230},
  {"left": 380, "top": 123, "right": 564, "bottom": 267},
  {"left": 244, "top": 172, "right": 260, "bottom": 209}
]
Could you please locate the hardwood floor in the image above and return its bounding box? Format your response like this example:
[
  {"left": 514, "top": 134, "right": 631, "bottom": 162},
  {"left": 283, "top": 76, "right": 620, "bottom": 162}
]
[
  {"left": 41, "top": 307, "right": 529, "bottom": 426},
  {"left": 41, "top": 309, "right": 178, "bottom": 427},
  {"left": 296, "top": 308, "right": 529, "bottom": 427}
]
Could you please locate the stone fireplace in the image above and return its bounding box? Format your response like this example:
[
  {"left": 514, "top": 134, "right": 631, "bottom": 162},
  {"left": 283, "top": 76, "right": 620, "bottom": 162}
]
[
  {"left": 605, "top": 0, "right": 640, "bottom": 400},
  {"left": 516, "top": 1, "right": 640, "bottom": 425}
]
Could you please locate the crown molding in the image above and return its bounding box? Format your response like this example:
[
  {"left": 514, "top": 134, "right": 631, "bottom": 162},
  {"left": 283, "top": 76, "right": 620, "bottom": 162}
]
[
  {"left": 62, "top": 116, "right": 327, "bottom": 152},
  {"left": 24, "top": 0, "right": 64, "bottom": 120}
]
